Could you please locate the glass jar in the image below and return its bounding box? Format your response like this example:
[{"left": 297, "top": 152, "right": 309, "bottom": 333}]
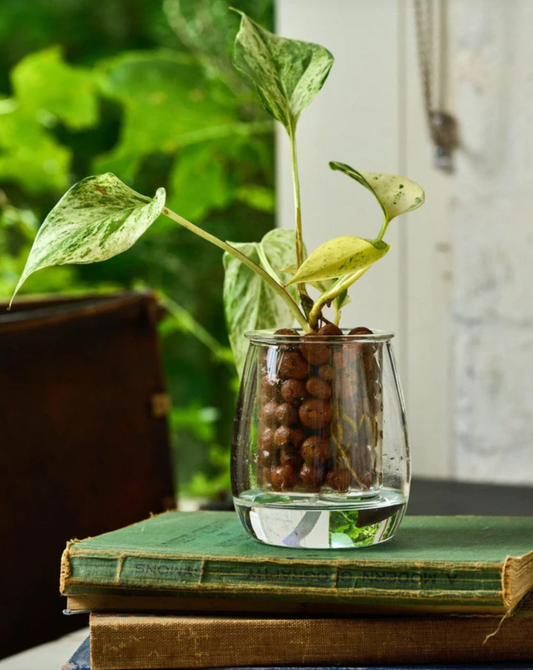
[{"left": 231, "top": 329, "right": 410, "bottom": 549}]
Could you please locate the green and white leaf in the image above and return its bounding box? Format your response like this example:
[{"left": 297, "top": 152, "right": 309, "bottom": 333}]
[
  {"left": 329, "top": 161, "right": 425, "bottom": 223},
  {"left": 11, "top": 173, "right": 165, "bottom": 306},
  {"left": 223, "top": 228, "right": 298, "bottom": 374},
  {"left": 232, "top": 10, "right": 334, "bottom": 132},
  {"left": 286, "top": 236, "right": 390, "bottom": 285}
]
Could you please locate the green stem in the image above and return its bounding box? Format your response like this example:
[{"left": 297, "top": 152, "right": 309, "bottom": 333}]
[
  {"left": 333, "top": 302, "right": 342, "bottom": 327},
  {"left": 162, "top": 206, "right": 312, "bottom": 333},
  {"left": 289, "top": 126, "right": 304, "bottom": 269},
  {"left": 377, "top": 214, "right": 389, "bottom": 241},
  {"left": 308, "top": 267, "right": 370, "bottom": 329},
  {"left": 288, "top": 125, "right": 311, "bottom": 317}
]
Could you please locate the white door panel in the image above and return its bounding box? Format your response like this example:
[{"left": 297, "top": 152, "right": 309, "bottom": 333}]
[{"left": 276, "top": 0, "right": 453, "bottom": 478}]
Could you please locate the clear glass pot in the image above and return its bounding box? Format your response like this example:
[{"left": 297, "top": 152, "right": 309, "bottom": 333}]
[{"left": 231, "top": 329, "right": 410, "bottom": 549}]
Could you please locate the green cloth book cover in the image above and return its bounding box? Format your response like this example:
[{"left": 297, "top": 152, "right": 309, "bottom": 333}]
[{"left": 60, "top": 512, "right": 533, "bottom": 614}]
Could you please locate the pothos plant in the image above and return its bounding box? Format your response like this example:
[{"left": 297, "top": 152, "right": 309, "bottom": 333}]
[{"left": 10, "top": 10, "right": 424, "bottom": 374}]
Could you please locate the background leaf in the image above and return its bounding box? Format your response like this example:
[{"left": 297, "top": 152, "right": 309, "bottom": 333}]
[
  {"left": 0, "top": 106, "right": 70, "bottom": 193},
  {"left": 232, "top": 11, "right": 333, "bottom": 132},
  {"left": 330, "top": 161, "right": 425, "bottom": 223},
  {"left": 94, "top": 51, "right": 235, "bottom": 179},
  {"left": 235, "top": 184, "right": 275, "bottom": 213},
  {"left": 287, "top": 236, "right": 390, "bottom": 284},
  {"left": 11, "top": 46, "right": 98, "bottom": 130},
  {"left": 0, "top": 0, "right": 276, "bottom": 499},
  {"left": 0, "top": 47, "right": 100, "bottom": 194},
  {"left": 12, "top": 173, "right": 165, "bottom": 302},
  {"left": 168, "top": 144, "right": 232, "bottom": 221},
  {"left": 223, "top": 228, "right": 298, "bottom": 374}
]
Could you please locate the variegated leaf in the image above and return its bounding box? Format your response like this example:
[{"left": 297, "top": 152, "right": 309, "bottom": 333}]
[
  {"left": 232, "top": 10, "right": 334, "bottom": 132},
  {"left": 330, "top": 162, "right": 425, "bottom": 222},
  {"left": 281, "top": 263, "right": 329, "bottom": 293},
  {"left": 286, "top": 236, "right": 390, "bottom": 285},
  {"left": 223, "top": 228, "right": 298, "bottom": 374},
  {"left": 11, "top": 173, "right": 165, "bottom": 306}
]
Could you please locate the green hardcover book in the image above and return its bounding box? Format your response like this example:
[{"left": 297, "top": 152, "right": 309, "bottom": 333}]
[{"left": 60, "top": 512, "right": 533, "bottom": 615}]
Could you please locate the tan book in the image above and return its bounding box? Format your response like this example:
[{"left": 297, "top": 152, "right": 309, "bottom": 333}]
[{"left": 90, "top": 599, "right": 533, "bottom": 670}]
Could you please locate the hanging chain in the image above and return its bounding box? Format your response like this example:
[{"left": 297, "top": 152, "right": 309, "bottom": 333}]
[{"left": 414, "top": 0, "right": 458, "bottom": 172}]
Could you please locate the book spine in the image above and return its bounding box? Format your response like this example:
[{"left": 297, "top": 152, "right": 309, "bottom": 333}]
[
  {"left": 61, "top": 549, "right": 504, "bottom": 606},
  {"left": 89, "top": 613, "right": 533, "bottom": 670}
]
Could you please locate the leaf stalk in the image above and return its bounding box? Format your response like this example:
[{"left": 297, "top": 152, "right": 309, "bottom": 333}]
[
  {"left": 377, "top": 214, "right": 390, "bottom": 242},
  {"left": 288, "top": 125, "right": 312, "bottom": 319},
  {"left": 308, "top": 267, "right": 370, "bottom": 329},
  {"left": 162, "top": 206, "right": 312, "bottom": 332}
]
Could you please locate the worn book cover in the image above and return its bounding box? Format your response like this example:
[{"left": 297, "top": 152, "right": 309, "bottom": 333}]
[
  {"left": 60, "top": 511, "right": 533, "bottom": 615},
  {"left": 66, "top": 634, "right": 533, "bottom": 670},
  {"left": 89, "top": 595, "right": 533, "bottom": 670}
]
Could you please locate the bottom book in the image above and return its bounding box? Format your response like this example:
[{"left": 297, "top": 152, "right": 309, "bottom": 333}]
[
  {"left": 88, "top": 604, "right": 533, "bottom": 670},
  {"left": 63, "top": 635, "right": 533, "bottom": 670}
]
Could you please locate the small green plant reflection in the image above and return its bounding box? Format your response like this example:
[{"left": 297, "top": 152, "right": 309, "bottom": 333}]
[{"left": 329, "top": 511, "right": 379, "bottom": 548}]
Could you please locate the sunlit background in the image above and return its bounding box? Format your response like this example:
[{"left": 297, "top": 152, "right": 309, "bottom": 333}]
[
  {"left": 1, "top": 0, "right": 531, "bottom": 504},
  {"left": 0, "top": 0, "right": 276, "bottom": 501}
]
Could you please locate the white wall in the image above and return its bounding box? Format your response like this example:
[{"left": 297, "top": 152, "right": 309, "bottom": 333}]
[
  {"left": 276, "top": 0, "right": 454, "bottom": 479},
  {"left": 451, "top": 0, "right": 533, "bottom": 484}
]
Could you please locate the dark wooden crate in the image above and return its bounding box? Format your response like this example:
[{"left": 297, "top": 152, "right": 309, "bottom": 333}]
[{"left": 0, "top": 291, "right": 175, "bottom": 658}]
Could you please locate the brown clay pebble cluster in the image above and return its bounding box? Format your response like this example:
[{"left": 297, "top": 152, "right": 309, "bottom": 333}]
[{"left": 255, "top": 325, "right": 380, "bottom": 494}]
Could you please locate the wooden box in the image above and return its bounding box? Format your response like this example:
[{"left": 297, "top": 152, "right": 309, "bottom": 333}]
[{"left": 0, "top": 291, "right": 174, "bottom": 658}]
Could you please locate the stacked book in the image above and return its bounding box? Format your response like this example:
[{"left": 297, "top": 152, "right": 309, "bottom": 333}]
[{"left": 61, "top": 511, "right": 533, "bottom": 669}]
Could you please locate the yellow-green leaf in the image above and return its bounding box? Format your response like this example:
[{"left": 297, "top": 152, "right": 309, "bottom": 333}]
[
  {"left": 286, "top": 236, "right": 390, "bottom": 285},
  {"left": 329, "top": 161, "right": 425, "bottom": 222},
  {"left": 282, "top": 263, "right": 333, "bottom": 294}
]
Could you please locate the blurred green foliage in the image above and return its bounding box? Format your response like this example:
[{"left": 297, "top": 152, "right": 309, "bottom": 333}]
[{"left": 0, "top": 0, "right": 274, "bottom": 499}]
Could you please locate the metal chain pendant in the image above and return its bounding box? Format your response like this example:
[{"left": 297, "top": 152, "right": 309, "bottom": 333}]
[
  {"left": 415, "top": 0, "right": 458, "bottom": 172},
  {"left": 430, "top": 111, "right": 457, "bottom": 172}
]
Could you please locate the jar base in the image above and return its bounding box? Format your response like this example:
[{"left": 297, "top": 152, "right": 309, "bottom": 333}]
[{"left": 234, "top": 488, "right": 407, "bottom": 549}]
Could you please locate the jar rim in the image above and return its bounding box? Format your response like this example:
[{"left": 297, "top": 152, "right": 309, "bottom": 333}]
[{"left": 245, "top": 328, "right": 394, "bottom": 344}]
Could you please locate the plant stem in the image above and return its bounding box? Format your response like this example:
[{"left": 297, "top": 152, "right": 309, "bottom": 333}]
[
  {"left": 289, "top": 127, "right": 304, "bottom": 269},
  {"left": 288, "top": 125, "right": 311, "bottom": 318},
  {"left": 333, "top": 303, "right": 341, "bottom": 326},
  {"left": 377, "top": 215, "right": 389, "bottom": 241},
  {"left": 308, "top": 267, "right": 370, "bottom": 329},
  {"left": 162, "top": 206, "right": 312, "bottom": 333}
]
